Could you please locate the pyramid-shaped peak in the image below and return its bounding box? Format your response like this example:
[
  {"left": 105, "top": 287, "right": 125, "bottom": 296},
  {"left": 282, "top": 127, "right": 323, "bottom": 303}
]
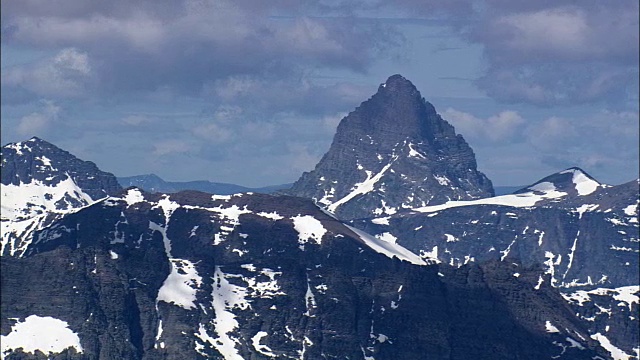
[
  {"left": 379, "top": 74, "right": 419, "bottom": 93},
  {"left": 1, "top": 136, "right": 122, "bottom": 199},
  {"left": 518, "top": 167, "right": 602, "bottom": 196},
  {"left": 384, "top": 74, "right": 413, "bottom": 86},
  {"left": 559, "top": 167, "right": 596, "bottom": 179},
  {"left": 286, "top": 74, "right": 494, "bottom": 219}
]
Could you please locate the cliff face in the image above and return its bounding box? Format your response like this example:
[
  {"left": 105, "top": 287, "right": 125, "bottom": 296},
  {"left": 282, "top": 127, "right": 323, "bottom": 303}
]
[
  {"left": 1, "top": 188, "right": 604, "bottom": 359},
  {"left": 286, "top": 74, "right": 493, "bottom": 220}
]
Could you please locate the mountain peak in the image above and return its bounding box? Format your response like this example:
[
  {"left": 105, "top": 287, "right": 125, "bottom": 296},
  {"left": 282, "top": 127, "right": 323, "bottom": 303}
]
[
  {"left": 27, "top": 136, "right": 45, "bottom": 143},
  {"left": 380, "top": 74, "right": 416, "bottom": 91},
  {"left": 518, "top": 167, "right": 602, "bottom": 197},
  {"left": 286, "top": 75, "right": 493, "bottom": 219},
  {"left": 1, "top": 137, "right": 122, "bottom": 201},
  {"left": 559, "top": 167, "right": 595, "bottom": 179}
]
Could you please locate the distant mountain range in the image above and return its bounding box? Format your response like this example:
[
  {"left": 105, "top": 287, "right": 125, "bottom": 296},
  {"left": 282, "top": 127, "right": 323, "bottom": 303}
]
[
  {"left": 119, "top": 174, "right": 522, "bottom": 198},
  {"left": 117, "top": 174, "right": 291, "bottom": 195},
  {"left": 1, "top": 74, "right": 637, "bottom": 360},
  {"left": 494, "top": 185, "right": 525, "bottom": 196}
]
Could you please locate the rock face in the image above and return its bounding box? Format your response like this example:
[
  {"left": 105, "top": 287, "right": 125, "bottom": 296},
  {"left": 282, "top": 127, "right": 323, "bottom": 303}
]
[
  {"left": 354, "top": 168, "right": 639, "bottom": 357},
  {"left": 355, "top": 168, "right": 638, "bottom": 287},
  {"left": 286, "top": 74, "right": 493, "bottom": 220},
  {"left": 1, "top": 137, "right": 122, "bottom": 257},
  {"left": 1, "top": 188, "right": 606, "bottom": 359},
  {"left": 0, "top": 139, "right": 609, "bottom": 359}
]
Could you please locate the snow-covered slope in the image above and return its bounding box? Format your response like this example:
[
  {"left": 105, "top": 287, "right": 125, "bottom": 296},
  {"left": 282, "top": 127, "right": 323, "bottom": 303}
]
[
  {"left": 1, "top": 137, "right": 122, "bottom": 257},
  {"left": 407, "top": 167, "right": 608, "bottom": 215},
  {"left": 515, "top": 167, "right": 604, "bottom": 198},
  {"left": 1, "top": 175, "right": 93, "bottom": 221}
]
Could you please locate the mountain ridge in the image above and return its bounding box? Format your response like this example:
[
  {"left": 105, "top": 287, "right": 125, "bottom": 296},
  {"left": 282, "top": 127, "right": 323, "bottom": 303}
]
[
  {"left": 117, "top": 174, "right": 292, "bottom": 195},
  {"left": 0, "top": 183, "right": 609, "bottom": 359}
]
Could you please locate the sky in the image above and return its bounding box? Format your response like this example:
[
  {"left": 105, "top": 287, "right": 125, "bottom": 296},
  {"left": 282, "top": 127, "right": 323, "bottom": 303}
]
[{"left": 1, "top": 0, "right": 638, "bottom": 187}]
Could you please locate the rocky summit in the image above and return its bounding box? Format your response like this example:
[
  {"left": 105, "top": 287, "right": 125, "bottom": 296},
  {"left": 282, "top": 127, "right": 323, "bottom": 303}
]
[
  {"left": 1, "top": 137, "right": 121, "bottom": 202},
  {"left": 286, "top": 74, "right": 494, "bottom": 220},
  {"left": 1, "top": 137, "right": 122, "bottom": 257}
]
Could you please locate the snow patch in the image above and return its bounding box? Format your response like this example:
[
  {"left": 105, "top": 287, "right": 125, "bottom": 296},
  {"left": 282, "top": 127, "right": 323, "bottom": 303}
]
[
  {"left": 371, "top": 217, "right": 390, "bottom": 225},
  {"left": 346, "top": 225, "right": 426, "bottom": 266},
  {"left": 434, "top": 174, "right": 451, "bottom": 186},
  {"left": 303, "top": 277, "right": 318, "bottom": 317},
  {"left": 1, "top": 315, "right": 83, "bottom": 357},
  {"left": 1, "top": 176, "right": 94, "bottom": 221},
  {"left": 157, "top": 259, "right": 202, "bottom": 309},
  {"left": 545, "top": 321, "right": 560, "bottom": 333},
  {"left": 624, "top": 204, "right": 637, "bottom": 216},
  {"left": 252, "top": 331, "right": 276, "bottom": 357},
  {"left": 568, "top": 170, "right": 600, "bottom": 195},
  {"left": 328, "top": 159, "right": 396, "bottom": 212},
  {"left": 407, "top": 142, "right": 425, "bottom": 159},
  {"left": 123, "top": 188, "right": 145, "bottom": 205},
  {"left": 575, "top": 204, "right": 599, "bottom": 218},
  {"left": 291, "top": 215, "right": 326, "bottom": 249},
  {"left": 444, "top": 234, "right": 458, "bottom": 242},
  {"left": 375, "top": 232, "right": 397, "bottom": 244},
  {"left": 591, "top": 333, "right": 633, "bottom": 360},
  {"left": 209, "top": 266, "right": 250, "bottom": 360},
  {"left": 412, "top": 188, "right": 567, "bottom": 213},
  {"left": 420, "top": 246, "right": 440, "bottom": 264},
  {"left": 257, "top": 211, "right": 284, "bottom": 220},
  {"left": 562, "top": 286, "right": 639, "bottom": 310}
]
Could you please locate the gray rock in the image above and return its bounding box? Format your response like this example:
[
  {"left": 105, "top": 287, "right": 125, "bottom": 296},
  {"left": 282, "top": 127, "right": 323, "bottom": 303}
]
[{"left": 285, "top": 74, "right": 493, "bottom": 220}]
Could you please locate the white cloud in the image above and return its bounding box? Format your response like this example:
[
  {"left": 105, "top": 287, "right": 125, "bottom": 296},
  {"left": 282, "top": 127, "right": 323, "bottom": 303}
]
[
  {"left": 443, "top": 108, "right": 525, "bottom": 144},
  {"left": 152, "top": 139, "right": 193, "bottom": 156},
  {"left": 17, "top": 100, "right": 60, "bottom": 136},
  {"left": 492, "top": 8, "right": 589, "bottom": 60},
  {"left": 1, "top": 0, "right": 391, "bottom": 102},
  {"left": 121, "top": 115, "right": 153, "bottom": 126},
  {"left": 523, "top": 110, "right": 639, "bottom": 180},
  {"left": 443, "top": 107, "right": 638, "bottom": 185},
  {"left": 2, "top": 48, "right": 92, "bottom": 98}
]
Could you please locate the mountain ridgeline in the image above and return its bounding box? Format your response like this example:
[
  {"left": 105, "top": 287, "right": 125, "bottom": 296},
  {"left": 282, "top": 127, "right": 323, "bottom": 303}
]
[
  {"left": 117, "top": 174, "right": 291, "bottom": 195},
  {"left": 1, "top": 74, "right": 638, "bottom": 360}
]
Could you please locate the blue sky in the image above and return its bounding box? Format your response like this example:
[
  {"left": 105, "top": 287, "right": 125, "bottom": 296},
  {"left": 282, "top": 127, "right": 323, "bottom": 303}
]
[{"left": 1, "top": 0, "right": 638, "bottom": 187}]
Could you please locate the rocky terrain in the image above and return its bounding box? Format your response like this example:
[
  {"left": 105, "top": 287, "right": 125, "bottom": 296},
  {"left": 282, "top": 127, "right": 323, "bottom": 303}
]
[
  {"left": 1, "top": 74, "right": 638, "bottom": 359},
  {"left": 0, "top": 183, "right": 608, "bottom": 359},
  {"left": 285, "top": 75, "right": 639, "bottom": 359}
]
